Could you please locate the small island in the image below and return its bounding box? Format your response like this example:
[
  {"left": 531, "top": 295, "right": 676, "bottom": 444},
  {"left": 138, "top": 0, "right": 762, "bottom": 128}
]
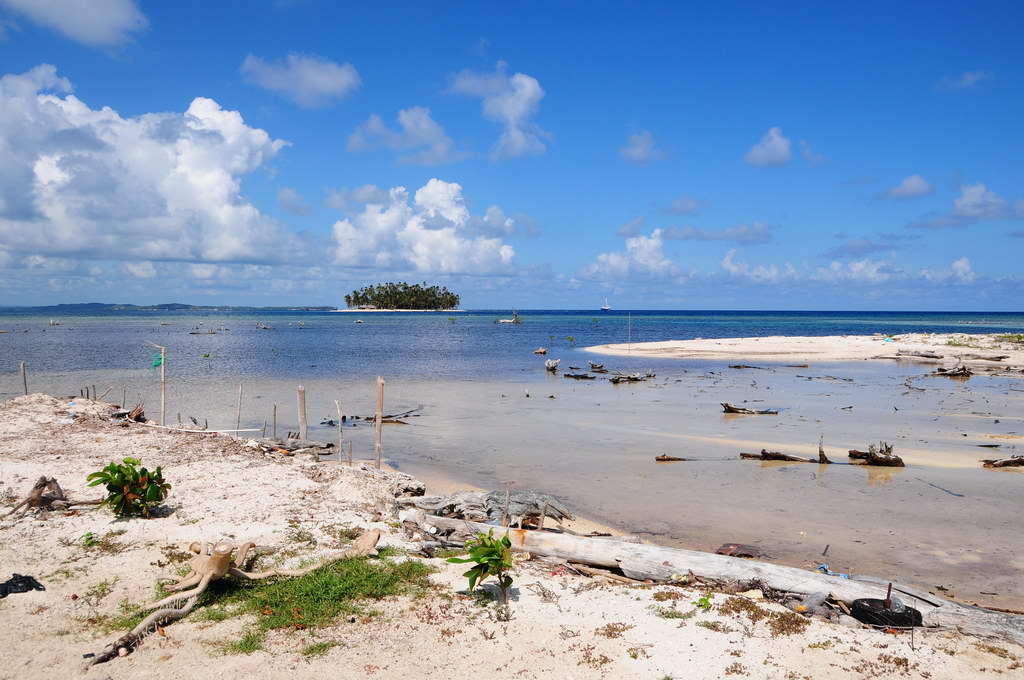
[{"left": 343, "top": 282, "right": 461, "bottom": 311}]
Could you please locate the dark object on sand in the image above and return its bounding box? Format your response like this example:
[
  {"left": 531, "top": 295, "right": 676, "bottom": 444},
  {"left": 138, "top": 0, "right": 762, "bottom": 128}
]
[
  {"left": 714, "top": 543, "right": 768, "bottom": 559},
  {"left": 654, "top": 454, "right": 687, "bottom": 462},
  {"left": 896, "top": 349, "right": 943, "bottom": 360},
  {"left": 933, "top": 360, "right": 972, "bottom": 377},
  {"left": 722, "top": 402, "right": 778, "bottom": 415},
  {"left": 0, "top": 573, "right": 45, "bottom": 598},
  {"left": 564, "top": 373, "right": 596, "bottom": 380},
  {"left": 741, "top": 449, "right": 830, "bottom": 464},
  {"left": 982, "top": 455, "right": 1024, "bottom": 468},
  {"left": 848, "top": 442, "right": 904, "bottom": 467},
  {"left": 850, "top": 598, "right": 923, "bottom": 628}
]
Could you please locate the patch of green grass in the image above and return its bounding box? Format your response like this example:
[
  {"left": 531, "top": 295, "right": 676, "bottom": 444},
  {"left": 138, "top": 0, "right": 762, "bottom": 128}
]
[
  {"left": 301, "top": 641, "right": 339, "bottom": 657},
  {"left": 996, "top": 334, "right": 1024, "bottom": 344},
  {"left": 697, "top": 620, "right": 729, "bottom": 633},
  {"left": 225, "top": 631, "right": 264, "bottom": 655},
  {"left": 974, "top": 643, "right": 1017, "bottom": 660},
  {"left": 717, "top": 596, "right": 772, "bottom": 624},
  {"left": 650, "top": 604, "right": 697, "bottom": 620},
  {"left": 946, "top": 337, "right": 984, "bottom": 348},
  {"left": 432, "top": 548, "right": 468, "bottom": 560}
]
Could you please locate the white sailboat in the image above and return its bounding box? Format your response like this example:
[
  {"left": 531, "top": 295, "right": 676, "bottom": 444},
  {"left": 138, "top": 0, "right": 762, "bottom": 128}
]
[{"left": 600, "top": 297, "right": 611, "bottom": 311}]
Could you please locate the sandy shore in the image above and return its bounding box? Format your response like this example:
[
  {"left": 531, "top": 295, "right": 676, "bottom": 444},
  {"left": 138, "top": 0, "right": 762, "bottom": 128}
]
[
  {"left": 587, "top": 333, "right": 1024, "bottom": 366},
  {"left": 1, "top": 394, "right": 1022, "bottom": 679}
]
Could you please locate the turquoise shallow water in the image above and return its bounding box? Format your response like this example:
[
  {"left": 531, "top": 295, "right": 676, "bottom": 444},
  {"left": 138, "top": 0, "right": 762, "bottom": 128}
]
[{"left": 1, "top": 309, "right": 1021, "bottom": 386}]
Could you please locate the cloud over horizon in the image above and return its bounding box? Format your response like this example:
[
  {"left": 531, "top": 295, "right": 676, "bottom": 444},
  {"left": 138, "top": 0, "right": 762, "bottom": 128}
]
[
  {"left": 744, "top": 126, "right": 791, "bottom": 166},
  {"left": 347, "top": 106, "right": 466, "bottom": 165}
]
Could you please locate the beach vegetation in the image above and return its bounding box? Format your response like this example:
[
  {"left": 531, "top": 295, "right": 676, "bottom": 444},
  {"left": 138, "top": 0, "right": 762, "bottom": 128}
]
[
  {"left": 996, "top": 334, "right": 1024, "bottom": 344},
  {"left": 75, "top": 529, "right": 127, "bottom": 554},
  {"left": 692, "top": 592, "right": 713, "bottom": 610},
  {"left": 344, "top": 282, "right": 460, "bottom": 310},
  {"left": 126, "top": 554, "right": 433, "bottom": 654},
  {"left": 301, "top": 641, "right": 340, "bottom": 657},
  {"left": 86, "top": 457, "right": 170, "bottom": 518},
  {"left": 447, "top": 529, "right": 514, "bottom": 604}
]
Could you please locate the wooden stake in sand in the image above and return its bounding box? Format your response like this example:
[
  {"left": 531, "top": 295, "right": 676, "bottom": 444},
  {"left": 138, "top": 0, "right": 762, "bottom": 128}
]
[
  {"left": 145, "top": 342, "right": 167, "bottom": 426},
  {"left": 272, "top": 404, "right": 277, "bottom": 439},
  {"left": 235, "top": 384, "right": 243, "bottom": 433},
  {"left": 374, "top": 377, "right": 384, "bottom": 470},
  {"left": 297, "top": 386, "right": 307, "bottom": 440},
  {"left": 20, "top": 361, "right": 27, "bottom": 396},
  {"left": 335, "top": 399, "right": 344, "bottom": 454},
  {"left": 348, "top": 441, "right": 353, "bottom": 467}
]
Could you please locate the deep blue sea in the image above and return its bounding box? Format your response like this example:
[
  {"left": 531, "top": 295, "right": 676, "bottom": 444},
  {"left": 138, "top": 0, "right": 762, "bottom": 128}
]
[{"left": 1, "top": 309, "right": 1022, "bottom": 383}]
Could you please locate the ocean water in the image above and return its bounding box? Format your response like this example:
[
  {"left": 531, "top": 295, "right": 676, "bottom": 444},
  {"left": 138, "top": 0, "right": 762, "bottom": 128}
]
[
  {"left": 2, "top": 308, "right": 1023, "bottom": 607},
  {"left": 2, "top": 309, "right": 1021, "bottom": 385}
]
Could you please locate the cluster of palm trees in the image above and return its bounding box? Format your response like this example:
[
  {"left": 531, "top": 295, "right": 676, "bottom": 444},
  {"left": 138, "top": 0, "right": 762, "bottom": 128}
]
[{"left": 344, "top": 282, "right": 461, "bottom": 310}]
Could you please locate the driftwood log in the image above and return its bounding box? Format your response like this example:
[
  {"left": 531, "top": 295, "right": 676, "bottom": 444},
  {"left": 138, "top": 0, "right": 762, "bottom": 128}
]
[
  {"left": 564, "top": 373, "right": 596, "bottom": 380},
  {"left": 933, "top": 360, "right": 973, "bottom": 377},
  {"left": 722, "top": 402, "right": 778, "bottom": 415},
  {"left": 654, "top": 455, "right": 687, "bottom": 462},
  {"left": 741, "top": 448, "right": 831, "bottom": 464},
  {"left": 253, "top": 437, "right": 334, "bottom": 451},
  {"left": 396, "top": 490, "right": 572, "bottom": 527},
  {"left": 401, "top": 509, "right": 1024, "bottom": 645},
  {"left": 982, "top": 456, "right": 1024, "bottom": 468},
  {"left": 848, "top": 442, "right": 904, "bottom": 467},
  {"left": 896, "top": 349, "right": 943, "bottom": 359},
  {"left": 962, "top": 353, "right": 1009, "bottom": 362},
  {"left": 6, "top": 477, "right": 101, "bottom": 515}
]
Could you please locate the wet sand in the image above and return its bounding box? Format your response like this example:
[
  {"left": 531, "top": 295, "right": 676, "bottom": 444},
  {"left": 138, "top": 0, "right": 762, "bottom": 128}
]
[{"left": 6, "top": 337, "right": 1024, "bottom": 610}]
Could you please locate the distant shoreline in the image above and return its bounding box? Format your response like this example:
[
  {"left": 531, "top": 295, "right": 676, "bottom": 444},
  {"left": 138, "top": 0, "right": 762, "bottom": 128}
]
[{"left": 330, "top": 308, "right": 467, "bottom": 313}]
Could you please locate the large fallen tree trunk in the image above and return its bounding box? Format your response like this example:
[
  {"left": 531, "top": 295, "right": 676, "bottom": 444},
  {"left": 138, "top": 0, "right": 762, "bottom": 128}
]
[{"left": 401, "top": 509, "right": 1024, "bottom": 644}]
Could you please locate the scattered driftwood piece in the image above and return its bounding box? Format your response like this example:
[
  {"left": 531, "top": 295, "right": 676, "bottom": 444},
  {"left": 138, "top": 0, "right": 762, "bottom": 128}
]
[
  {"left": 570, "top": 563, "right": 646, "bottom": 584},
  {"left": 722, "top": 402, "right": 778, "bottom": 415},
  {"left": 587, "top": 361, "right": 605, "bottom": 370},
  {"left": 533, "top": 347, "right": 547, "bottom": 354},
  {"left": 728, "top": 364, "right": 766, "bottom": 370},
  {"left": 715, "top": 543, "right": 769, "bottom": 559},
  {"left": 981, "top": 456, "right": 1024, "bottom": 468},
  {"left": 400, "top": 509, "right": 1024, "bottom": 645},
  {"left": 397, "top": 490, "right": 572, "bottom": 527},
  {"left": 741, "top": 449, "right": 823, "bottom": 463},
  {"left": 848, "top": 442, "right": 904, "bottom": 467},
  {"left": 896, "top": 349, "right": 943, "bottom": 359},
  {"left": 127, "top": 402, "right": 146, "bottom": 422},
  {"left": 544, "top": 359, "right": 561, "bottom": 372},
  {"left": 963, "top": 353, "right": 1009, "bottom": 362},
  {"left": 5, "top": 476, "right": 102, "bottom": 516},
  {"left": 654, "top": 454, "right": 687, "bottom": 462},
  {"left": 610, "top": 370, "right": 655, "bottom": 384},
  {"left": 933, "top": 360, "right": 973, "bottom": 377},
  {"left": 563, "top": 373, "right": 596, "bottom": 380},
  {"left": 254, "top": 437, "right": 334, "bottom": 451}
]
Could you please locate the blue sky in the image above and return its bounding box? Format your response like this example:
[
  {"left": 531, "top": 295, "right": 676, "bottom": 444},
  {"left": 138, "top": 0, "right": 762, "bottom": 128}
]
[{"left": 1, "top": 1, "right": 1021, "bottom": 310}]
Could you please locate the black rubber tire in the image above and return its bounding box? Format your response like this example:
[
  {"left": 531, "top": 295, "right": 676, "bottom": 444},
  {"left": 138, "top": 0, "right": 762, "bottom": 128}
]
[{"left": 850, "top": 598, "right": 923, "bottom": 627}]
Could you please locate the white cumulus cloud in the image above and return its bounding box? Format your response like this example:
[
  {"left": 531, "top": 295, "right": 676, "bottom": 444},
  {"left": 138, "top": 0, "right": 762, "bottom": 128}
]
[
  {"left": 744, "top": 126, "right": 791, "bottom": 166},
  {"left": 347, "top": 106, "right": 465, "bottom": 164},
  {"left": 909, "top": 182, "right": 1024, "bottom": 229},
  {"left": 0, "top": 64, "right": 297, "bottom": 267},
  {"left": 331, "top": 178, "right": 515, "bottom": 275},
  {"left": 581, "top": 229, "right": 678, "bottom": 280},
  {"left": 620, "top": 130, "right": 669, "bottom": 165},
  {"left": 887, "top": 174, "right": 933, "bottom": 199},
  {"left": 0, "top": 0, "right": 147, "bottom": 46},
  {"left": 450, "top": 62, "right": 548, "bottom": 160},
  {"left": 241, "top": 53, "right": 360, "bottom": 107}
]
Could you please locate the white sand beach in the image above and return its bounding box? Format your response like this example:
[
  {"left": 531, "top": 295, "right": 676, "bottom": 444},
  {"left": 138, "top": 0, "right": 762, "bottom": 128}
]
[{"left": 1, "top": 393, "right": 1022, "bottom": 679}]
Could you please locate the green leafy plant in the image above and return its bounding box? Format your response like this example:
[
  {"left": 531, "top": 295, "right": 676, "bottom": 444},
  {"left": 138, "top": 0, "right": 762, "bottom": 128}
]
[
  {"left": 566, "top": 335, "right": 576, "bottom": 347},
  {"left": 692, "top": 592, "right": 713, "bottom": 611},
  {"left": 86, "top": 457, "right": 170, "bottom": 518},
  {"left": 447, "top": 529, "right": 514, "bottom": 603}
]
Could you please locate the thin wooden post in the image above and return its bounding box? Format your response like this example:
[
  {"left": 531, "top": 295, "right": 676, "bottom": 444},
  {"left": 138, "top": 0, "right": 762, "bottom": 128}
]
[
  {"left": 235, "top": 383, "right": 243, "bottom": 433},
  {"left": 122, "top": 388, "right": 126, "bottom": 409},
  {"left": 538, "top": 500, "right": 549, "bottom": 530},
  {"left": 92, "top": 385, "right": 96, "bottom": 402},
  {"left": 501, "top": 489, "right": 511, "bottom": 527},
  {"left": 97, "top": 386, "right": 113, "bottom": 401},
  {"left": 20, "top": 362, "right": 28, "bottom": 395},
  {"left": 297, "top": 386, "right": 307, "bottom": 440},
  {"left": 160, "top": 346, "right": 166, "bottom": 426},
  {"left": 262, "top": 421, "right": 267, "bottom": 437},
  {"left": 374, "top": 377, "right": 384, "bottom": 470},
  {"left": 335, "top": 399, "right": 344, "bottom": 456},
  {"left": 348, "top": 441, "right": 353, "bottom": 467},
  {"left": 272, "top": 404, "right": 277, "bottom": 439}
]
